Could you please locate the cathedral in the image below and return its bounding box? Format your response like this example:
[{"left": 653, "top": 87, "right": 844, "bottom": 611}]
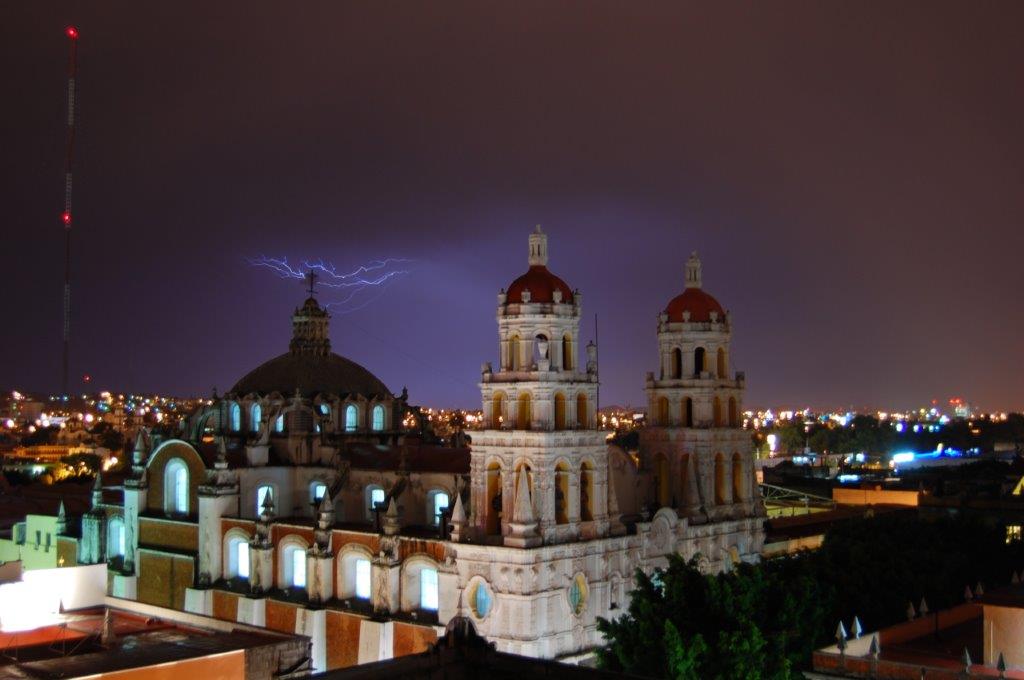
[{"left": 56, "top": 227, "right": 765, "bottom": 671}]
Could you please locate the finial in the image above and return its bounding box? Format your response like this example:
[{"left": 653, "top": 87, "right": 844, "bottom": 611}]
[
  {"left": 306, "top": 269, "right": 318, "bottom": 298},
  {"left": 961, "top": 647, "right": 972, "bottom": 670},
  {"left": 850, "top": 616, "right": 862, "bottom": 639},
  {"left": 684, "top": 251, "right": 703, "bottom": 289},
  {"left": 528, "top": 226, "right": 548, "bottom": 266}
]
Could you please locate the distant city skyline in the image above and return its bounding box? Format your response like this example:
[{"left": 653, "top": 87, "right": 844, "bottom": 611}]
[{"left": 4, "top": 3, "right": 1023, "bottom": 411}]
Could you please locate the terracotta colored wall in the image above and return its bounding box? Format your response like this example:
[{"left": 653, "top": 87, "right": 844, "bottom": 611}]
[
  {"left": 138, "top": 551, "right": 195, "bottom": 610},
  {"left": 221, "top": 518, "right": 255, "bottom": 537},
  {"left": 325, "top": 610, "right": 364, "bottom": 669},
  {"left": 145, "top": 441, "right": 207, "bottom": 514},
  {"left": 266, "top": 599, "right": 298, "bottom": 634},
  {"left": 98, "top": 648, "right": 246, "bottom": 680},
  {"left": 139, "top": 518, "right": 199, "bottom": 552},
  {"left": 398, "top": 539, "right": 446, "bottom": 563},
  {"left": 833, "top": 488, "right": 920, "bottom": 507},
  {"left": 393, "top": 621, "right": 437, "bottom": 658},
  {"left": 213, "top": 590, "right": 239, "bottom": 622},
  {"left": 331, "top": 531, "right": 379, "bottom": 553}
]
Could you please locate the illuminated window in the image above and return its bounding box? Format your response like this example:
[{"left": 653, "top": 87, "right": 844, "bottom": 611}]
[
  {"left": 568, "top": 574, "right": 588, "bottom": 615},
  {"left": 226, "top": 534, "right": 249, "bottom": 579},
  {"left": 311, "top": 482, "right": 328, "bottom": 504},
  {"left": 107, "top": 517, "right": 125, "bottom": 559},
  {"left": 345, "top": 405, "right": 358, "bottom": 432},
  {"left": 472, "top": 581, "right": 493, "bottom": 618},
  {"left": 420, "top": 568, "right": 438, "bottom": 611},
  {"left": 237, "top": 540, "right": 249, "bottom": 578},
  {"left": 164, "top": 459, "right": 189, "bottom": 515},
  {"left": 319, "top": 403, "right": 330, "bottom": 417},
  {"left": 274, "top": 415, "right": 284, "bottom": 433},
  {"left": 355, "top": 558, "right": 371, "bottom": 599},
  {"left": 250, "top": 403, "right": 262, "bottom": 432},
  {"left": 291, "top": 548, "right": 306, "bottom": 588},
  {"left": 256, "top": 484, "right": 273, "bottom": 515},
  {"left": 229, "top": 402, "right": 241, "bottom": 431},
  {"left": 1008, "top": 525, "right": 1022, "bottom": 544},
  {"left": 427, "top": 490, "right": 449, "bottom": 526},
  {"left": 372, "top": 405, "right": 385, "bottom": 431},
  {"left": 366, "top": 485, "right": 385, "bottom": 520}
]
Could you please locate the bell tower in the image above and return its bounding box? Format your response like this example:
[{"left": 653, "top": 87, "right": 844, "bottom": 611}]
[{"left": 466, "top": 227, "right": 620, "bottom": 546}]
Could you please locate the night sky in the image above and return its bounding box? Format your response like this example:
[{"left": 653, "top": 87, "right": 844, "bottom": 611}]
[{"left": 4, "top": 2, "right": 1024, "bottom": 411}]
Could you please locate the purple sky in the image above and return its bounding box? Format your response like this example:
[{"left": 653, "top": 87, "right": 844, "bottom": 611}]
[{"left": 4, "top": 2, "right": 1024, "bottom": 411}]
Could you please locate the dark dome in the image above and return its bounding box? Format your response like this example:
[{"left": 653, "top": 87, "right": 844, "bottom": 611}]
[
  {"left": 506, "top": 265, "right": 575, "bottom": 304},
  {"left": 665, "top": 288, "right": 726, "bottom": 323},
  {"left": 231, "top": 352, "right": 391, "bottom": 398}
]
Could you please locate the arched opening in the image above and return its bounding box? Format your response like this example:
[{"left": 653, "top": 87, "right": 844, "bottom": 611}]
[
  {"left": 365, "top": 485, "right": 385, "bottom": 521},
  {"left": 509, "top": 335, "right": 521, "bottom": 370},
  {"left": 554, "top": 462, "right": 570, "bottom": 524},
  {"left": 580, "top": 461, "right": 594, "bottom": 522},
  {"left": 337, "top": 547, "right": 373, "bottom": 600},
  {"left": 655, "top": 454, "right": 670, "bottom": 507},
  {"left": 485, "top": 462, "right": 502, "bottom": 536},
  {"left": 344, "top": 404, "right": 359, "bottom": 432},
  {"left": 164, "top": 459, "right": 189, "bottom": 515},
  {"left": 713, "top": 397, "right": 724, "bottom": 427},
  {"left": 671, "top": 348, "right": 682, "bottom": 379},
  {"left": 683, "top": 397, "right": 693, "bottom": 428},
  {"left": 280, "top": 539, "right": 308, "bottom": 589},
  {"left": 562, "top": 334, "right": 573, "bottom": 371},
  {"left": 426, "top": 489, "right": 449, "bottom": 526},
  {"left": 517, "top": 392, "right": 532, "bottom": 430},
  {"left": 256, "top": 484, "right": 274, "bottom": 516},
  {"left": 225, "top": 532, "right": 249, "bottom": 580},
  {"left": 250, "top": 403, "right": 262, "bottom": 432},
  {"left": 728, "top": 397, "right": 738, "bottom": 427},
  {"left": 714, "top": 453, "right": 727, "bottom": 505},
  {"left": 533, "top": 333, "right": 548, "bottom": 367},
  {"left": 657, "top": 397, "right": 670, "bottom": 426},
  {"left": 576, "top": 393, "right": 588, "bottom": 429},
  {"left": 372, "top": 404, "right": 385, "bottom": 431},
  {"left": 229, "top": 403, "right": 241, "bottom": 431},
  {"left": 694, "top": 347, "right": 706, "bottom": 377},
  {"left": 554, "top": 392, "right": 567, "bottom": 430},
  {"left": 491, "top": 392, "right": 505, "bottom": 428},
  {"left": 274, "top": 415, "right": 285, "bottom": 433},
  {"left": 732, "top": 453, "right": 744, "bottom": 502},
  {"left": 717, "top": 347, "right": 727, "bottom": 378},
  {"left": 310, "top": 481, "right": 328, "bottom": 505}
]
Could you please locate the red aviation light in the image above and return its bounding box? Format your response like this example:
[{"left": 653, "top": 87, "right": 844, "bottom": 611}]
[
  {"left": 66, "top": 26, "right": 79, "bottom": 39},
  {"left": 62, "top": 211, "right": 72, "bottom": 226}
]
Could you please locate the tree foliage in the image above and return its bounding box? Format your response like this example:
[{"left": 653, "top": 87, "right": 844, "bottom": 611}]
[{"left": 598, "top": 513, "right": 1024, "bottom": 678}]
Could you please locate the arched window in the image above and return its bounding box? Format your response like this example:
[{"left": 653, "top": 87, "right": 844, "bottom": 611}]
[
  {"left": 486, "top": 462, "right": 502, "bottom": 536},
  {"left": 274, "top": 415, "right": 284, "bottom": 433},
  {"left": 426, "top": 489, "right": 449, "bottom": 527},
  {"left": 250, "top": 403, "right": 262, "bottom": 432},
  {"left": 491, "top": 393, "right": 505, "bottom": 428},
  {"left": 554, "top": 462, "right": 570, "bottom": 524},
  {"left": 671, "top": 348, "right": 682, "bottom": 379},
  {"left": 694, "top": 347, "right": 706, "bottom": 377},
  {"left": 576, "top": 393, "right": 588, "bottom": 429},
  {"left": 533, "top": 333, "right": 548, "bottom": 366},
  {"left": 355, "top": 558, "right": 371, "bottom": 598},
  {"left": 345, "top": 404, "right": 358, "bottom": 432},
  {"left": 365, "top": 485, "right": 385, "bottom": 521},
  {"left": 319, "top": 403, "right": 331, "bottom": 417},
  {"left": 717, "top": 347, "right": 727, "bottom": 378},
  {"left": 728, "top": 397, "right": 738, "bottom": 428},
  {"left": 256, "top": 484, "right": 273, "bottom": 516},
  {"left": 107, "top": 517, "right": 125, "bottom": 559},
  {"left": 509, "top": 335, "right": 521, "bottom": 370},
  {"left": 683, "top": 397, "right": 694, "bottom": 428},
  {"left": 420, "top": 568, "right": 439, "bottom": 611},
  {"left": 715, "top": 453, "right": 727, "bottom": 505},
  {"left": 310, "top": 481, "right": 328, "bottom": 505},
  {"left": 229, "top": 402, "right": 241, "bottom": 431},
  {"left": 225, "top": 531, "right": 250, "bottom": 580},
  {"left": 713, "top": 397, "right": 723, "bottom": 427},
  {"left": 517, "top": 392, "right": 532, "bottom": 430},
  {"left": 580, "top": 461, "right": 594, "bottom": 522},
  {"left": 732, "top": 453, "right": 744, "bottom": 502},
  {"left": 372, "top": 405, "right": 385, "bottom": 431},
  {"left": 280, "top": 539, "right": 308, "bottom": 589},
  {"left": 562, "top": 334, "right": 573, "bottom": 371},
  {"left": 657, "top": 397, "right": 670, "bottom": 426},
  {"left": 337, "top": 547, "right": 373, "bottom": 600},
  {"left": 164, "top": 459, "right": 189, "bottom": 515},
  {"left": 554, "top": 392, "right": 567, "bottom": 430}
]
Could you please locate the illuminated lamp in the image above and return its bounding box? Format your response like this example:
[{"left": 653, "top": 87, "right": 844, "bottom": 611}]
[{"left": 65, "top": 26, "right": 79, "bottom": 39}]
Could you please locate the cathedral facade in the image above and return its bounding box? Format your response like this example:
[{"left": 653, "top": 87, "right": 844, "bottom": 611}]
[{"left": 57, "top": 228, "right": 765, "bottom": 670}]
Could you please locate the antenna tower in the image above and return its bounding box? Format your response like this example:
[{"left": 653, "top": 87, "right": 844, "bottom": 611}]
[{"left": 61, "top": 25, "right": 79, "bottom": 396}]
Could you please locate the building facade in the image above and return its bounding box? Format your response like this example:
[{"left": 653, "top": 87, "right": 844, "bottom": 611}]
[{"left": 56, "top": 228, "right": 765, "bottom": 671}]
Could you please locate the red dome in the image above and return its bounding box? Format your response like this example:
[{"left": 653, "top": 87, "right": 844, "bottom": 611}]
[
  {"left": 506, "top": 266, "right": 575, "bottom": 304},
  {"left": 665, "top": 288, "right": 725, "bottom": 322}
]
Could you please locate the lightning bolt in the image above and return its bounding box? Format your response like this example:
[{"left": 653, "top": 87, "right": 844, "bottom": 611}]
[{"left": 248, "top": 255, "right": 412, "bottom": 313}]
